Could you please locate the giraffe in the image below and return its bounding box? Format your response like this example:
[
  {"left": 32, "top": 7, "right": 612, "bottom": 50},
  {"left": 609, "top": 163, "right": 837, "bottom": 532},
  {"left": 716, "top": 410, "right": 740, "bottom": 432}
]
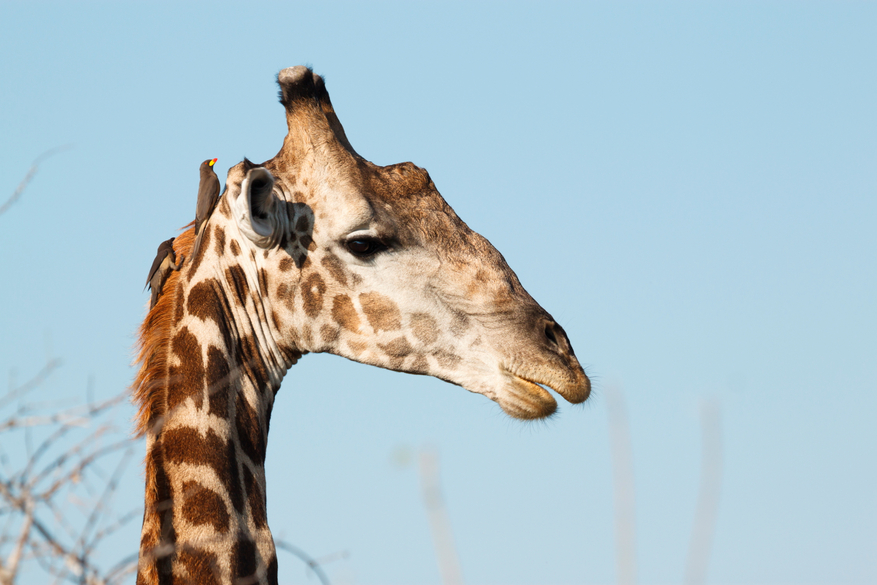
[{"left": 132, "top": 66, "right": 590, "bottom": 585}]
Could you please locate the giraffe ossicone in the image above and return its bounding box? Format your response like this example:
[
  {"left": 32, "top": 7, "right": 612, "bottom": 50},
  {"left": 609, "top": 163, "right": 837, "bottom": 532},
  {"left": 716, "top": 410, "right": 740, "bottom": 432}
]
[{"left": 133, "top": 65, "right": 590, "bottom": 585}]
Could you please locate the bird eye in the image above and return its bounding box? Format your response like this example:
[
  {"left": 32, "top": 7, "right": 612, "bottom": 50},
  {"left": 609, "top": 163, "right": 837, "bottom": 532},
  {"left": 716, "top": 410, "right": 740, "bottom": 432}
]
[{"left": 346, "top": 238, "right": 386, "bottom": 257}]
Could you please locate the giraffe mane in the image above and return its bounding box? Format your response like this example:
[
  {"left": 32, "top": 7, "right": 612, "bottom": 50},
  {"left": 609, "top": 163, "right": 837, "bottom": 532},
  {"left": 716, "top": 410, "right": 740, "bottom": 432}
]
[{"left": 131, "top": 223, "right": 196, "bottom": 436}]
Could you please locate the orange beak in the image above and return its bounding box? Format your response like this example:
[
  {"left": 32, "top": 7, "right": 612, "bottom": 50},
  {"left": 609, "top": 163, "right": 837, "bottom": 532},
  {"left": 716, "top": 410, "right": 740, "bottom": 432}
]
[{"left": 209, "top": 158, "right": 217, "bottom": 167}]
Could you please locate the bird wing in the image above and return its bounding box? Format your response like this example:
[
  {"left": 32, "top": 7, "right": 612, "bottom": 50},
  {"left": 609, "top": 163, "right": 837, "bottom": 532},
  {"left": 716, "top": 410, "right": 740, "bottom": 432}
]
[
  {"left": 192, "top": 171, "right": 221, "bottom": 260},
  {"left": 195, "top": 172, "right": 221, "bottom": 231},
  {"left": 145, "top": 240, "right": 175, "bottom": 289}
]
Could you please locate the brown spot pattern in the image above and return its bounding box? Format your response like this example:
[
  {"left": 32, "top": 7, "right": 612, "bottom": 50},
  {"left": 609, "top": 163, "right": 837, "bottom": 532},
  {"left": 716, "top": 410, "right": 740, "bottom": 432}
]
[
  {"left": 271, "top": 310, "right": 282, "bottom": 329},
  {"left": 218, "top": 197, "right": 231, "bottom": 219},
  {"left": 187, "top": 279, "right": 222, "bottom": 323},
  {"left": 320, "top": 324, "right": 339, "bottom": 343},
  {"left": 301, "top": 273, "right": 326, "bottom": 318},
  {"left": 225, "top": 265, "right": 249, "bottom": 308},
  {"left": 321, "top": 252, "right": 348, "bottom": 286},
  {"left": 267, "top": 554, "right": 278, "bottom": 585},
  {"left": 278, "top": 257, "right": 294, "bottom": 272},
  {"left": 380, "top": 336, "right": 413, "bottom": 357},
  {"left": 163, "top": 427, "right": 244, "bottom": 514},
  {"left": 450, "top": 310, "right": 471, "bottom": 337},
  {"left": 410, "top": 354, "right": 429, "bottom": 373},
  {"left": 239, "top": 335, "right": 270, "bottom": 393},
  {"left": 258, "top": 268, "right": 269, "bottom": 293},
  {"left": 347, "top": 339, "right": 366, "bottom": 355},
  {"left": 230, "top": 239, "right": 241, "bottom": 256},
  {"left": 139, "top": 441, "right": 174, "bottom": 584},
  {"left": 433, "top": 349, "right": 462, "bottom": 370},
  {"left": 300, "top": 325, "right": 313, "bottom": 348},
  {"left": 331, "top": 295, "right": 361, "bottom": 332},
  {"left": 276, "top": 283, "right": 288, "bottom": 298},
  {"left": 236, "top": 393, "right": 266, "bottom": 464},
  {"left": 167, "top": 327, "right": 205, "bottom": 413},
  {"left": 360, "top": 292, "right": 401, "bottom": 332},
  {"left": 180, "top": 481, "right": 229, "bottom": 532},
  {"left": 410, "top": 313, "right": 439, "bottom": 345},
  {"left": 174, "top": 280, "right": 185, "bottom": 322},
  {"left": 205, "top": 346, "right": 230, "bottom": 419},
  {"left": 243, "top": 466, "right": 268, "bottom": 529},
  {"left": 186, "top": 280, "right": 236, "bottom": 353},
  {"left": 178, "top": 548, "right": 222, "bottom": 585},
  {"left": 232, "top": 538, "right": 258, "bottom": 583},
  {"left": 214, "top": 225, "right": 226, "bottom": 256}
]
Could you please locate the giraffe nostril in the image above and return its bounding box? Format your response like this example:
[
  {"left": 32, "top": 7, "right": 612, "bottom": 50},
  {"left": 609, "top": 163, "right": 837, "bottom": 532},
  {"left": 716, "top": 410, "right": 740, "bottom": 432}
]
[{"left": 544, "top": 323, "right": 558, "bottom": 346}]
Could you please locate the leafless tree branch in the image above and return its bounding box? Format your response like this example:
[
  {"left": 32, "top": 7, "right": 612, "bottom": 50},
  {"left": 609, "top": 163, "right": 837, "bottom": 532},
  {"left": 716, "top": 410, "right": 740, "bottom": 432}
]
[
  {"left": 1, "top": 354, "right": 334, "bottom": 585},
  {"left": 606, "top": 384, "right": 638, "bottom": 585},
  {"left": 684, "top": 399, "right": 723, "bottom": 585},
  {"left": 274, "top": 539, "right": 333, "bottom": 585},
  {"left": 0, "top": 146, "right": 72, "bottom": 219},
  {"left": 0, "top": 356, "right": 140, "bottom": 585},
  {"left": 419, "top": 447, "right": 464, "bottom": 585}
]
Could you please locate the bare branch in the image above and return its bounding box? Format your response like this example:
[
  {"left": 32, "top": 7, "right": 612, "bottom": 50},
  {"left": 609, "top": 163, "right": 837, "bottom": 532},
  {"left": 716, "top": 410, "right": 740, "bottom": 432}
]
[
  {"left": 605, "top": 384, "right": 637, "bottom": 585},
  {"left": 274, "top": 539, "right": 332, "bottom": 585},
  {"left": 0, "top": 357, "right": 140, "bottom": 585},
  {"left": 684, "top": 399, "right": 723, "bottom": 585},
  {"left": 0, "top": 147, "right": 72, "bottom": 219},
  {"left": 103, "top": 552, "right": 139, "bottom": 585},
  {"left": 0, "top": 359, "right": 62, "bottom": 412},
  {"left": 418, "top": 447, "right": 464, "bottom": 585},
  {"left": 2, "top": 354, "right": 334, "bottom": 585},
  {"left": 2, "top": 497, "right": 33, "bottom": 584},
  {"left": 76, "top": 447, "right": 135, "bottom": 560}
]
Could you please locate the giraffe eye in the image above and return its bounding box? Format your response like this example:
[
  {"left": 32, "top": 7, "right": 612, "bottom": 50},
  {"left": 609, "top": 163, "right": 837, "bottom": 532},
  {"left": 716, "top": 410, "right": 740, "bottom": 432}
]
[{"left": 346, "top": 238, "right": 387, "bottom": 257}]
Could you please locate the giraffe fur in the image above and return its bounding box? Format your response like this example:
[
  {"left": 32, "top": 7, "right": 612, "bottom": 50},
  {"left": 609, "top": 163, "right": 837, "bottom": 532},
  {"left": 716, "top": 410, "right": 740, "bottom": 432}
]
[{"left": 132, "top": 66, "right": 590, "bottom": 585}]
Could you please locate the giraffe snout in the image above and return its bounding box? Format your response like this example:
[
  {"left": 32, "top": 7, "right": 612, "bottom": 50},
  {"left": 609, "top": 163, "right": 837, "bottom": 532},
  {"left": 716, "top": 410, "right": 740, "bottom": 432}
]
[{"left": 536, "top": 317, "right": 590, "bottom": 405}]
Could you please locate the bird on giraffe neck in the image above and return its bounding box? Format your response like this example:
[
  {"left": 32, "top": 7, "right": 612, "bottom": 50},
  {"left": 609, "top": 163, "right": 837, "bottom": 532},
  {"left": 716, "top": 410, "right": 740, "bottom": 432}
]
[
  {"left": 144, "top": 237, "right": 182, "bottom": 309},
  {"left": 191, "top": 158, "right": 220, "bottom": 263}
]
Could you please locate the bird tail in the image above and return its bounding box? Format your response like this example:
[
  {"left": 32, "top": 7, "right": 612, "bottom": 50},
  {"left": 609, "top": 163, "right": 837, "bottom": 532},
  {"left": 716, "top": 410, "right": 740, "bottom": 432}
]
[{"left": 190, "top": 226, "right": 206, "bottom": 266}]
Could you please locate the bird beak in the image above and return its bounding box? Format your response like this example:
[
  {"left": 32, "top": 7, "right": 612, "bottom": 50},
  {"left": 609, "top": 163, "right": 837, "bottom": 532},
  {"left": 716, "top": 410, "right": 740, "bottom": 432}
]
[{"left": 209, "top": 158, "right": 218, "bottom": 167}]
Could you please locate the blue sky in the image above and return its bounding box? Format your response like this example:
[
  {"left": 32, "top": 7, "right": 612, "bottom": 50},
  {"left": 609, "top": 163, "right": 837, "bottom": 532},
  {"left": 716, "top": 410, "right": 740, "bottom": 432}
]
[{"left": 1, "top": 2, "right": 875, "bottom": 584}]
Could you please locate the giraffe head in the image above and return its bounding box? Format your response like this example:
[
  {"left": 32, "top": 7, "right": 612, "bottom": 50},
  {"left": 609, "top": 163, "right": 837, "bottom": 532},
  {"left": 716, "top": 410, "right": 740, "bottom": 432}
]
[{"left": 191, "top": 66, "right": 589, "bottom": 419}]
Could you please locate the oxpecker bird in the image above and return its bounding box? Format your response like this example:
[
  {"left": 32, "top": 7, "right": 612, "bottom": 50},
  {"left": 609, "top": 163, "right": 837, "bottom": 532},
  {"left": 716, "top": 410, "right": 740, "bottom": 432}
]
[
  {"left": 145, "top": 238, "right": 183, "bottom": 309},
  {"left": 191, "top": 158, "right": 221, "bottom": 262}
]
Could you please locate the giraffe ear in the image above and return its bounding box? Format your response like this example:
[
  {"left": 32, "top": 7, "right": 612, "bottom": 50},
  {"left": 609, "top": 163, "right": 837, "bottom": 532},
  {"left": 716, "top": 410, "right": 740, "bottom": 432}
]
[{"left": 231, "top": 167, "right": 289, "bottom": 249}]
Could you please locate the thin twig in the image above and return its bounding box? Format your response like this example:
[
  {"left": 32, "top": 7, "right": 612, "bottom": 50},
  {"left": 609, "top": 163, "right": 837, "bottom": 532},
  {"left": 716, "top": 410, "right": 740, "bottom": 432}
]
[
  {"left": 684, "top": 399, "right": 723, "bottom": 585},
  {"left": 3, "top": 497, "right": 33, "bottom": 584},
  {"left": 418, "top": 447, "right": 464, "bottom": 585},
  {"left": 77, "top": 447, "right": 135, "bottom": 561},
  {"left": 0, "top": 359, "right": 138, "bottom": 585},
  {"left": 274, "top": 539, "right": 332, "bottom": 585},
  {"left": 0, "top": 359, "right": 62, "bottom": 412},
  {"left": 605, "top": 384, "right": 637, "bottom": 585},
  {"left": 0, "top": 146, "right": 72, "bottom": 218}
]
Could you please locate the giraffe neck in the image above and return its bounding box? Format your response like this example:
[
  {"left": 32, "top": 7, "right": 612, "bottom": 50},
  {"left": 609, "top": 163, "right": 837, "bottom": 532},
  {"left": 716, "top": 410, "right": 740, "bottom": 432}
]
[{"left": 136, "top": 227, "right": 299, "bottom": 585}]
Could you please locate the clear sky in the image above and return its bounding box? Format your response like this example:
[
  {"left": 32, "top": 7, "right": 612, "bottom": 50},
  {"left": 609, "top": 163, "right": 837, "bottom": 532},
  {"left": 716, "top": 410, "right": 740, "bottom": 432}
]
[{"left": 1, "top": 2, "right": 875, "bottom": 584}]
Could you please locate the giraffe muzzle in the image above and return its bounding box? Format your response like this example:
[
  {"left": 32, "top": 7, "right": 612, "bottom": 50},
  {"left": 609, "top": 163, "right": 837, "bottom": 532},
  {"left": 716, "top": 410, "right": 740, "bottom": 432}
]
[{"left": 497, "top": 361, "right": 591, "bottom": 420}]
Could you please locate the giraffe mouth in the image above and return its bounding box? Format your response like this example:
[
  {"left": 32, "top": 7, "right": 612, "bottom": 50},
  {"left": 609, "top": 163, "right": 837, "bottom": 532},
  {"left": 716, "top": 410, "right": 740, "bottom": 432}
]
[
  {"left": 499, "top": 375, "right": 558, "bottom": 419},
  {"left": 497, "top": 367, "right": 590, "bottom": 420}
]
